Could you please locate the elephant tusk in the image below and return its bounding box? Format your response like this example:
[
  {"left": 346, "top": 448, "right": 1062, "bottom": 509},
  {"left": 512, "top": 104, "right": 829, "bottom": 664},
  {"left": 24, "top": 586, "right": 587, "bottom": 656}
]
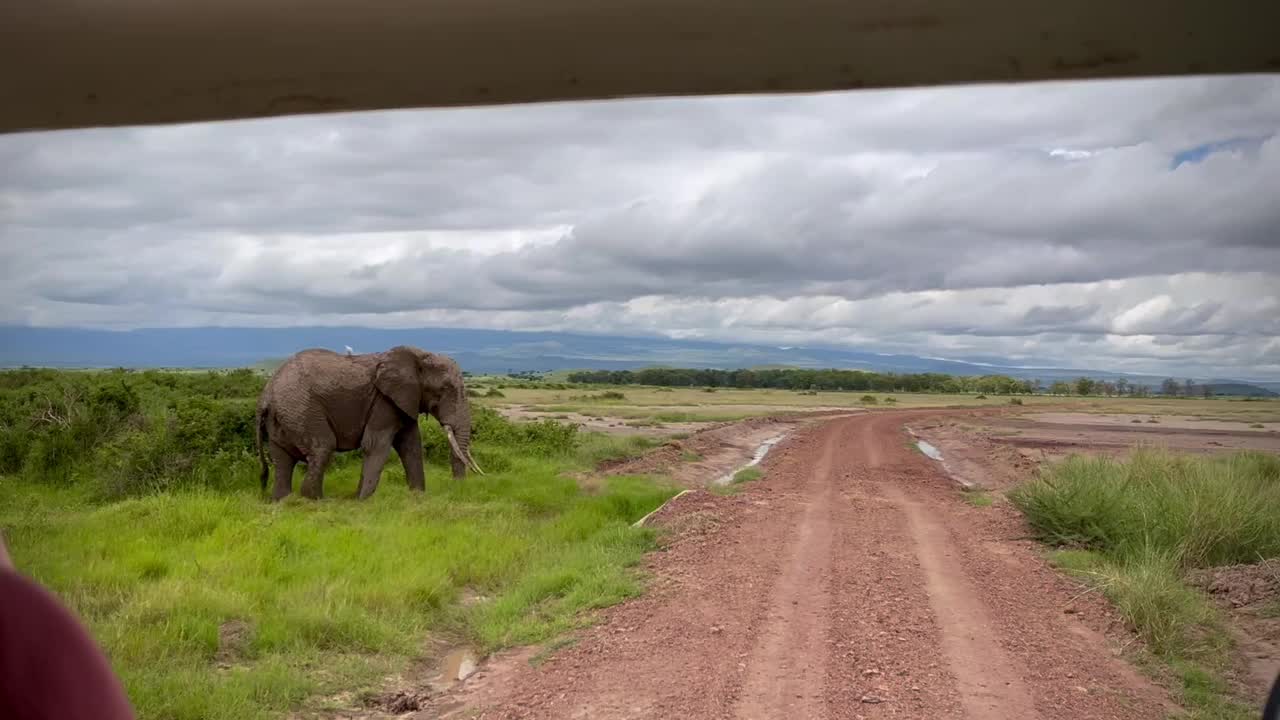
[
  {"left": 466, "top": 449, "right": 485, "bottom": 475},
  {"left": 445, "top": 426, "right": 484, "bottom": 475}
]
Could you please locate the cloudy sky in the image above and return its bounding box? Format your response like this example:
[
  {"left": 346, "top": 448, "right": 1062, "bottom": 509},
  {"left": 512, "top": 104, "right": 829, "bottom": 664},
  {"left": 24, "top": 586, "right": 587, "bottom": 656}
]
[{"left": 2, "top": 74, "right": 1279, "bottom": 378}]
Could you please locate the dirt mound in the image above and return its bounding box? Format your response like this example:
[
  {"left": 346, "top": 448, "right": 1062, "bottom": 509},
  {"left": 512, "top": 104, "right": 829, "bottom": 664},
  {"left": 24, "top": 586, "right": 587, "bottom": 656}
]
[
  {"left": 215, "top": 619, "right": 253, "bottom": 668},
  {"left": 1188, "top": 559, "right": 1280, "bottom": 608}
]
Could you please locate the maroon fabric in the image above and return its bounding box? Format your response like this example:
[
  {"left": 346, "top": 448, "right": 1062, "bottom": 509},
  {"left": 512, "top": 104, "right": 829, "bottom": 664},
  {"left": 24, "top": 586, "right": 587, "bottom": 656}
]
[{"left": 0, "top": 568, "right": 135, "bottom": 720}]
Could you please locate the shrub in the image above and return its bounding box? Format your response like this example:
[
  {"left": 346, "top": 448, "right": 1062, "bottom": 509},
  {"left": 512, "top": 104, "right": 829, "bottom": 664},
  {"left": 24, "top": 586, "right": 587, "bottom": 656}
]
[
  {"left": 976, "top": 394, "right": 987, "bottom": 400},
  {"left": 860, "top": 395, "right": 878, "bottom": 404},
  {"left": 1010, "top": 449, "right": 1280, "bottom": 569},
  {"left": 467, "top": 406, "right": 578, "bottom": 457},
  {"left": 598, "top": 391, "right": 626, "bottom": 400},
  {"left": 484, "top": 388, "right": 506, "bottom": 398},
  {"left": 884, "top": 397, "right": 898, "bottom": 404},
  {"left": 1008, "top": 398, "right": 1023, "bottom": 405},
  {"left": 24, "top": 427, "right": 81, "bottom": 485},
  {"left": 0, "top": 424, "right": 32, "bottom": 474}
]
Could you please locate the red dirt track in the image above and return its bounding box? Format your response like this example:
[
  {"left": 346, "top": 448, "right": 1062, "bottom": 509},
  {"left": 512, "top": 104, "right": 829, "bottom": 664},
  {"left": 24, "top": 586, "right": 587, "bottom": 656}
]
[{"left": 431, "top": 411, "right": 1173, "bottom": 720}]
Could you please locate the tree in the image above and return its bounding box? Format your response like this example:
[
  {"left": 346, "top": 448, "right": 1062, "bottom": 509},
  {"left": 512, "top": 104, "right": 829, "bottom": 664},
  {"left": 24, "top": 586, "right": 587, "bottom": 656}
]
[
  {"left": 1183, "top": 379, "right": 1196, "bottom": 398},
  {"left": 1161, "top": 378, "right": 1181, "bottom": 397},
  {"left": 1201, "top": 383, "right": 1213, "bottom": 399},
  {"left": 1115, "top": 378, "right": 1129, "bottom": 396},
  {"left": 1075, "top": 377, "right": 1097, "bottom": 396},
  {"left": 1049, "top": 381, "right": 1072, "bottom": 395}
]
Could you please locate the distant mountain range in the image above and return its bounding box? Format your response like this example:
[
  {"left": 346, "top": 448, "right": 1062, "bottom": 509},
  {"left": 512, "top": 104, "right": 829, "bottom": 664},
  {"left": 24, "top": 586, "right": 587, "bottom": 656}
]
[{"left": 1, "top": 325, "right": 1276, "bottom": 395}]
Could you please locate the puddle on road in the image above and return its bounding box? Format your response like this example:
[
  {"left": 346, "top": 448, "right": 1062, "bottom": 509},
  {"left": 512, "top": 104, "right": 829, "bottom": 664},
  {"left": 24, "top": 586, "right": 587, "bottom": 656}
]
[
  {"left": 905, "top": 426, "right": 974, "bottom": 489},
  {"left": 429, "top": 648, "right": 479, "bottom": 692},
  {"left": 713, "top": 434, "right": 787, "bottom": 486},
  {"left": 915, "top": 439, "right": 944, "bottom": 461}
]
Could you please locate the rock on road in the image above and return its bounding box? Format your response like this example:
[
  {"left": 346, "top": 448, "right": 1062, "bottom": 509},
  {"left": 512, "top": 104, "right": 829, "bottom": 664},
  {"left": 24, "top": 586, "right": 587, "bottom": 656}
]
[{"left": 433, "top": 412, "right": 1172, "bottom": 720}]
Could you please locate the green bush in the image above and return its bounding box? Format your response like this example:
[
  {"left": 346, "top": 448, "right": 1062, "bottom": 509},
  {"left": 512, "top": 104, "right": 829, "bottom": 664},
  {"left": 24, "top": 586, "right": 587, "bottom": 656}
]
[
  {"left": 1010, "top": 449, "right": 1280, "bottom": 568},
  {"left": 0, "top": 424, "right": 32, "bottom": 474},
  {"left": 1014, "top": 449, "right": 1278, "bottom": 715},
  {"left": 860, "top": 395, "right": 878, "bottom": 404},
  {"left": 24, "top": 427, "right": 82, "bottom": 485}
]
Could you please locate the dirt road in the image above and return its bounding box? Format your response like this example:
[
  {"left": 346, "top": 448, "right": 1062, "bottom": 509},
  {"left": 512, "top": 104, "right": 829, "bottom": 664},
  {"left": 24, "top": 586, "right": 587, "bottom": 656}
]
[{"left": 434, "top": 412, "right": 1172, "bottom": 719}]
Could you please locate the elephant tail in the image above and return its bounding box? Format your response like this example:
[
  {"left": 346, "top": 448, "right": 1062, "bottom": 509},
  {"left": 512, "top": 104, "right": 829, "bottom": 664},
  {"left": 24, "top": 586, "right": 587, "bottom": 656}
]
[{"left": 256, "top": 405, "right": 270, "bottom": 491}]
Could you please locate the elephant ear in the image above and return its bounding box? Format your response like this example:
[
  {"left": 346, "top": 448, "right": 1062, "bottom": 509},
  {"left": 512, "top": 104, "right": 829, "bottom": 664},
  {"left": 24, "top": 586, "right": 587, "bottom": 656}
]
[{"left": 374, "top": 347, "right": 422, "bottom": 418}]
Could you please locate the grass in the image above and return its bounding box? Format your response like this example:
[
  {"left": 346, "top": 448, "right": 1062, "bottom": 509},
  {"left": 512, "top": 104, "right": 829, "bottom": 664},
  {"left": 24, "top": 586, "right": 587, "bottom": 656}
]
[
  {"left": 1011, "top": 449, "right": 1280, "bottom": 718},
  {"left": 0, "top": 370, "right": 680, "bottom": 720},
  {"left": 1009, "top": 449, "right": 1280, "bottom": 568},
  {"left": 2, "top": 445, "right": 676, "bottom": 720},
  {"left": 961, "top": 489, "right": 993, "bottom": 507},
  {"left": 576, "top": 433, "right": 663, "bottom": 466},
  {"left": 680, "top": 451, "right": 703, "bottom": 462}
]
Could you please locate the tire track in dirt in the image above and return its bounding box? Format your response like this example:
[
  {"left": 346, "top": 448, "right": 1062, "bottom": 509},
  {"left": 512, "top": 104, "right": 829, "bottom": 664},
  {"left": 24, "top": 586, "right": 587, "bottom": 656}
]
[
  {"left": 427, "top": 411, "right": 1172, "bottom": 720},
  {"left": 733, "top": 425, "right": 837, "bottom": 718},
  {"left": 883, "top": 481, "right": 1039, "bottom": 719}
]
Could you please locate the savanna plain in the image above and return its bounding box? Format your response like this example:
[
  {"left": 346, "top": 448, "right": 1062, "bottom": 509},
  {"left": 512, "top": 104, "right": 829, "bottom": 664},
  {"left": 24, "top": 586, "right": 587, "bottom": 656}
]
[{"left": 3, "top": 368, "right": 1279, "bottom": 719}]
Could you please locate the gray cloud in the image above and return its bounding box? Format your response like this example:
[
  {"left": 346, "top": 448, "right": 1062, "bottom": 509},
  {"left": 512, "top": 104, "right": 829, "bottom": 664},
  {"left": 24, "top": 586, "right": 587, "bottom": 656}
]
[{"left": 2, "top": 74, "right": 1279, "bottom": 377}]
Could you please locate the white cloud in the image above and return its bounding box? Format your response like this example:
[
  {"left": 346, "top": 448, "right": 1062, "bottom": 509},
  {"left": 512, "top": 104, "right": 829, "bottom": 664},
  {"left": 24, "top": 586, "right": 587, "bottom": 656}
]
[{"left": 1, "top": 74, "right": 1279, "bottom": 377}]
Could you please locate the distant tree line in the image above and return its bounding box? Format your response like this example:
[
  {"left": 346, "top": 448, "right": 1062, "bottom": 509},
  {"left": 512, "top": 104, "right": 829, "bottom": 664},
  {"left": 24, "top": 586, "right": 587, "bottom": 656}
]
[
  {"left": 567, "top": 369, "right": 1228, "bottom": 398},
  {"left": 566, "top": 368, "right": 1038, "bottom": 394}
]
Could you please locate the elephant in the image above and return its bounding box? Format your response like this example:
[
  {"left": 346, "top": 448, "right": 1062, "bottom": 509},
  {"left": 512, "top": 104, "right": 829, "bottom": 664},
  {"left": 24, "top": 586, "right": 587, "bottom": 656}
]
[{"left": 254, "top": 345, "right": 483, "bottom": 501}]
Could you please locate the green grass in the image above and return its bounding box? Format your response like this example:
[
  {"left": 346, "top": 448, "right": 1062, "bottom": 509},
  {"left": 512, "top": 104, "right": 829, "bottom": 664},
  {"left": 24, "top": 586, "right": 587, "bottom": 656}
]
[
  {"left": 1009, "top": 449, "right": 1280, "bottom": 568},
  {"left": 1012, "top": 449, "right": 1280, "bottom": 718},
  {"left": 575, "top": 433, "right": 663, "bottom": 466},
  {"left": 0, "top": 369, "right": 679, "bottom": 720},
  {"left": 2, "top": 449, "right": 676, "bottom": 720},
  {"left": 680, "top": 451, "right": 703, "bottom": 462},
  {"left": 961, "top": 489, "right": 993, "bottom": 507}
]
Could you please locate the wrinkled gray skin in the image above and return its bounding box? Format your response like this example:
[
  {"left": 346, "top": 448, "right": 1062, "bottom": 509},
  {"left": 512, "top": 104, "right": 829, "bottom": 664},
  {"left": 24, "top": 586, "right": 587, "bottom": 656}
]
[{"left": 255, "top": 345, "right": 478, "bottom": 501}]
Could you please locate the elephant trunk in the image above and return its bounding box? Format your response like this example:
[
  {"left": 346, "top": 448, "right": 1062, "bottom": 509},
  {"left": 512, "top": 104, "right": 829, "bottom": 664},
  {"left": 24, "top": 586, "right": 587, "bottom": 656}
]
[{"left": 441, "top": 398, "right": 482, "bottom": 477}]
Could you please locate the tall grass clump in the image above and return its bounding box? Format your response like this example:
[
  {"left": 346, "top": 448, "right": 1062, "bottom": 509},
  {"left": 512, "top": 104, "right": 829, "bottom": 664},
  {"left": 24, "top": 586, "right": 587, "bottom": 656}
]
[
  {"left": 1010, "top": 448, "right": 1280, "bottom": 568},
  {"left": 1010, "top": 448, "right": 1280, "bottom": 716}
]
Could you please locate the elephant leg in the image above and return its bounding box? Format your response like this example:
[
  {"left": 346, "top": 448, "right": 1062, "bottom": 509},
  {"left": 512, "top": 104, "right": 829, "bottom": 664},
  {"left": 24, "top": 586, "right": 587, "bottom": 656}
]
[
  {"left": 300, "top": 447, "right": 332, "bottom": 500},
  {"left": 269, "top": 444, "right": 296, "bottom": 501},
  {"left": 393, "top": 422, "right": 425, "bottom": 493},
  {"left": 357, "top": 435, "right": 393, "bottom": 500}
]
